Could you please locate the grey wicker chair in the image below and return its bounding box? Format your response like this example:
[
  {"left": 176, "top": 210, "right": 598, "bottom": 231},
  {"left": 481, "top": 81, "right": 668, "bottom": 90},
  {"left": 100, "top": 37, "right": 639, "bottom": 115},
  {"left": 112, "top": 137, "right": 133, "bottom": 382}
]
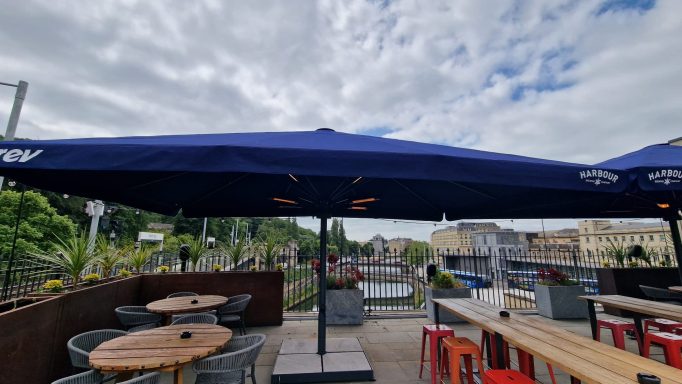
[
  {"left": 221, "top": 334, "right": 265, "bottom": 384},
  {"left": 217, "top": 294, "right": 252, "bottom": 335},
  {"left": 639, "top": 285, "right": 682, "bottom": 304},
  {"left": 115, "top": 306, "right": 163, "bottom": 330},
  {"left": 167, "top": 291, "right": 199, "bottom": 298},
  {"left": 171, "top": 313, "right": 218, "bottom": 325},
  {"left": 67, "top": 329, "right": 128, "bottom": 370},
  {"left": 128, "top": 322, "right": 158, "bottom": 333},
  {"left": 51, "top": 371, "right": 160, "bottom": 384},
  {"left": 193, "top": 333, "right": 266, "bottom": 384}
]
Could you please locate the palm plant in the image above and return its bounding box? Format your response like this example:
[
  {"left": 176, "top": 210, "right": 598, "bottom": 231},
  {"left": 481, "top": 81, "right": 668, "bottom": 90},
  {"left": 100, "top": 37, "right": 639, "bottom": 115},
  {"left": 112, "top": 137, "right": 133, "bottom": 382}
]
[
  {"left": 603, "top": 239, "right": 627, "bottom": 267},
  {"left": 35, "top": 231, "right": 98, "bottom": 288},
  {"left": 258, "top": 233, "right": 282, "bottom": 271},
  {"left": 128, "top": 244, "right": 155, "bottom": 274},
  {"left": 94, "top": 234, "right": 124, "bottom": 278},
  {"left": 225, "top": 236, "right": 249, "bottom": 271},
  {"left": 187, "top": 236, "right": 207, "bottom": 272}
]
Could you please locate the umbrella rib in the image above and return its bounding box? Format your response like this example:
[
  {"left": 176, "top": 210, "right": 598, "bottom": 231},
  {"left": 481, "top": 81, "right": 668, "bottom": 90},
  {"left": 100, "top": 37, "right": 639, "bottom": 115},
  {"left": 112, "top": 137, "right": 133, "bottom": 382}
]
[
  {"left": 186, "top": 174, "right": 251, "bottom": 205},
  {"left": 447, "top": 181, "right": 497, "bottom": 200},
  {"left": 391, "top": 179, "right": 443, "bottom": 217}
]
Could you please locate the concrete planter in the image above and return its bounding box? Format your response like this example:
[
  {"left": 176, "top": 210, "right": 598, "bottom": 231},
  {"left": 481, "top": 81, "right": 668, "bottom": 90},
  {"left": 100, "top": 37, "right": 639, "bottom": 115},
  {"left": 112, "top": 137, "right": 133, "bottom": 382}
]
[
  {"left": 425, "top": 286, "right": 471, "bottom": 323},
  {"left": 534, "top": 284, "right": 588, "bottom": 319},
  {"left": 326, "top": 289, "right": 364, "bottom": 325}
]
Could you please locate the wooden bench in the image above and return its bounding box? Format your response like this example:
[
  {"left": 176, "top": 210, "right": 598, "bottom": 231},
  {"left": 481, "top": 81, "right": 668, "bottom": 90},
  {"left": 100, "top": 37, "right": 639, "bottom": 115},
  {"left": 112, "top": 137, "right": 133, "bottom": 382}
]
[
  {"left": 433, "top": 298, "right": 682, "bottom": 384},
  {"left": 579, "top": 294, "right": 682, "bottom": 354}
]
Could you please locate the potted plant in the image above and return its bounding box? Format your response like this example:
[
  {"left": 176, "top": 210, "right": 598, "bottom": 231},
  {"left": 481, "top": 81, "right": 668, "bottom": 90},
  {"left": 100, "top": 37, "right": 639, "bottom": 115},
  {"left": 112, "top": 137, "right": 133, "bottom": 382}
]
[
  {"left": 213, "top": 264, "right": 223, "bottom": 272},
  {"left": 186, "top": 236, "right": 208, "bottom": 272},
  {"left": 312, "top": 254, "right": 365, "bottom": 325},
  {"left": 223, "top": 236, "right": 249, "bottom": 271},
  {"left": 94, "top": 234, "right": 124, "bottom": 279},
  {"left": 425, "top": 269, "right": 471, "bottom": 323},
  {"left": 156, "top": 265, "right": 170, "bottom": 273},
  {"left": 33, "top": 231, "right": 98, "bottom": 289},
  {"left": 82, "top": 273, "right": 100, "bottom": 285},
  {"left": 534, "top": 268, "right": 587, "bottom": 319},
  {"left": 257, "top": 233, "right": 281, "bottom": 271}
]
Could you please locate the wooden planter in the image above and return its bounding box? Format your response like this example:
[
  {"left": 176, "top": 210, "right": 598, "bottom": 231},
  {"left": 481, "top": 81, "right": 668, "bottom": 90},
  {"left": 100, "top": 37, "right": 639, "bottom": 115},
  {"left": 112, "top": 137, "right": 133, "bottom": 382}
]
[
  {"left": 534, "top": 284, "right": 588, "bottom": 319},
  {"left": 326, "top": 289, "right": 364, "bottom": 325},
  {"left": 425, "top": 286, "right": 472, "bottom": 323}
]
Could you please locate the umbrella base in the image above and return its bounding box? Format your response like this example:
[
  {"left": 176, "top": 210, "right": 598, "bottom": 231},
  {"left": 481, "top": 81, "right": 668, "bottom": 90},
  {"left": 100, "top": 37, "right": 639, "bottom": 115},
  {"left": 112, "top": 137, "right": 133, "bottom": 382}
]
[{"left": 271, "top": 337, "right": 374, "bottom": 383}]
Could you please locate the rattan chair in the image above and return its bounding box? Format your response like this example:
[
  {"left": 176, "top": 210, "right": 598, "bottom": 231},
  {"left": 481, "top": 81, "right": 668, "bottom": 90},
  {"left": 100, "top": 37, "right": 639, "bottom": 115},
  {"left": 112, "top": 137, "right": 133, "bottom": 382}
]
[
  {"left": 640, "top": 285, "right": 682, "bottom": 304},
  {"left": 221, "top": 334, "right": 265, "bottom": 384},
  {"left": 193, "top": 334, "right": 266, "bottom": 384},
  {"left": 51, "top": 371, "right": 160, "bottom": 384},
  {"left": 128, "top": 322, "right": 158, "bottom": 333},
  {"left": 167, "top": 291, "right": 199, "bottom": 298},
  {"left": 115, "top": 306, "right": 163, "bottom": 330},
  {"left": 217, "top": 294, "right": 252, "bottom": 335},
  {"left": 67, "top": 329, "right": 128, "bottom": 370},
  {"left": 171, "top": 313, "right": 218, "bottom": 325}
]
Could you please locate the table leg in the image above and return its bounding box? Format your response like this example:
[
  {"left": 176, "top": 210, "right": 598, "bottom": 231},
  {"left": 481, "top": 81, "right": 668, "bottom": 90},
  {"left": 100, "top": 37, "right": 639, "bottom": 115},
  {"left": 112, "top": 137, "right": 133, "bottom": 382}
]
[
  {"left": 632, "top": 314, "right": 645, "bottom": 355},
  {"left": 434, "top": 301, "right": 440, "bottom": 324},
  {"left": 174, "top": 367, "right": 183, "bottom": 384},
  {"left": 586, "top": 300, "right": 597, "bottom": 340},
  {"left": 114, "top": 372, "right": 134, "bottom": 383},
  {"left": 494, "top": 332, "right": 505, "bottom": 369},
  {"left": 165, "top": 315, "right": 173, "bottom": 326}
]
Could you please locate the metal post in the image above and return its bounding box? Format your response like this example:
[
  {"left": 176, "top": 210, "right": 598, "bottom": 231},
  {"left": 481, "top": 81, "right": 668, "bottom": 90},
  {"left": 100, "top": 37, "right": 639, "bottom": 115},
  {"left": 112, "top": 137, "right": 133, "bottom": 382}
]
[
  {"left": 202, "top": 217, "right": 207, "bottom": 242},
  {"left": 1, "top": 184, "right": 26, "bottom": 301},
  {"left": 0, "top": 80, "right": 28, "bottom": 191},
  {"left": 87, "top": 200, "right": 104, "bottom": 251},
  {"left": 318, "top": 216, "right": 328, "bottom": 355},
  {"left": 667, "top": 219, "right": 682, "bottom": 283}
]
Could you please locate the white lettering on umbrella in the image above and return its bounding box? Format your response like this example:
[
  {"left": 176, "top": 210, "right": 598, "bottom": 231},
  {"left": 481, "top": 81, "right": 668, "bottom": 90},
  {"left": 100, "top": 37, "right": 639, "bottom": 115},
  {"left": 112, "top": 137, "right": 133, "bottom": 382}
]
[{"left": 0, "top": 149, "right": 44, "bottom": 163}]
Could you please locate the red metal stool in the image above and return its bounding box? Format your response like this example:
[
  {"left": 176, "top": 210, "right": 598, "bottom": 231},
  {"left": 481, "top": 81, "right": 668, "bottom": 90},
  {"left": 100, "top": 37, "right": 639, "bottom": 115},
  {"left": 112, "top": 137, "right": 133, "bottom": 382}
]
[
  {"left": 439, "top": 337, "right": 485, "bottom": 384},
  {"left": 419, "top": 324, "right": 455, "bottom": 384},
  {"left": 483, "top": 369, "right": 534, "bottom": 384},
  {"left": 644, "top": 318, "right": 682, "bottom": 333},
  {"left": 596, "top": 319, "right": 640, "bottom": 350},
  {"left": 643, "top": 332, "right": 682, "bottom": 369},
  {"left": 674, "top": 327, "right": 682, "bottom": 336}
]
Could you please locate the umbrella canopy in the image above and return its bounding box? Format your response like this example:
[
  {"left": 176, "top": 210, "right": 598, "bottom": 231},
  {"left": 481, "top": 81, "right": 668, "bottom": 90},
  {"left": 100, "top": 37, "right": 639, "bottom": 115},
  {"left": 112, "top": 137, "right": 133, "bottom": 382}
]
[{"left": 0, "top": 128, "right": 628, "bottom": 221}]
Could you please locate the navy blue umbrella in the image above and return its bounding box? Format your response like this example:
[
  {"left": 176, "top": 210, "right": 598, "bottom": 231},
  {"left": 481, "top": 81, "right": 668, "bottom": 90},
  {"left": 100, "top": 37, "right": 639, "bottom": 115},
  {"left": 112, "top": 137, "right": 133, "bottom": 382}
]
[
  {"left": 0, "top": 128, "right": 630, "bottom": 354},
  {"left": 597, "top": 143, "right": 682, "bottom": 279}
]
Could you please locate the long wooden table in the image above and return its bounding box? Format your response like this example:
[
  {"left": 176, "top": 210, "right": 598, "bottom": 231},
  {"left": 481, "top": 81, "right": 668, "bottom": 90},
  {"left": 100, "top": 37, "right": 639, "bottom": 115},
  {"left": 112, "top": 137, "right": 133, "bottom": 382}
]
[
  {"left": 90, "top": 324, "right": 231, "bottom": 384},
  {"left": 579, "top": 294, "right": 682, "bottom": 354},
  {"left": 433, "top": 298, "right": 682, "bottom": 384},
  {"left": 147, "top": 294, "right": 228, "bottom": 325}
]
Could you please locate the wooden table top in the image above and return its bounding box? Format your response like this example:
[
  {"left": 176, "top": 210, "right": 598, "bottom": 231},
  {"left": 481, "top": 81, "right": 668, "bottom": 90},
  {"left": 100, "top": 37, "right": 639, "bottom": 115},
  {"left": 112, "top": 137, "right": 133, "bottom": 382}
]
[
  {"left": 669, "top": 286, "right": 682, "bottom": 293},
  {"left": 89, "top": 324, "right": 231, "bottom": 372},
  {"left": 578, "top": 294, "right": 682, "bottom": 322},
  {"left": 433, "top": 298, "right": 682, "bottom": 384},
  {"left": 146, "top": 295, "right": 228, "bottom": 315}
]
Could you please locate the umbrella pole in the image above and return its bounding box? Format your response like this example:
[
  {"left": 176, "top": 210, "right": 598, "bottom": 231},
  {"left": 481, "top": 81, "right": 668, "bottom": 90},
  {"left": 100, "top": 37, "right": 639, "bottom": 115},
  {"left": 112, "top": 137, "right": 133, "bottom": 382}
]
[
  {"left": 667, "top": 219, "right": 682, "bottom": 283},
  {"left": 318, "top": 216, "right": 327, "bottom": 355}
]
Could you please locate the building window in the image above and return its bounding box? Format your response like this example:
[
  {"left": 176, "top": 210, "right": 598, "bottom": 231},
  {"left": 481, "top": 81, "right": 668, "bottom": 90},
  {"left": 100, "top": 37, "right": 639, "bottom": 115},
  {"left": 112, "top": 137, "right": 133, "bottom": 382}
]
[
  {"left": 584, "top": 228, "right": 588, "bottom": 233},
  {"left": 639, "top": 235, "right": 644, "bottom": 241},
  {"left": 598, "top": 237, "right": 602, "bottom": 242},
  {"left": 649, "top": 235, "right": 654, "bottom": 241},
  {"left": 660, "top": 235, "right": 666, "bottom": 241},
  {"left": 622, "top": 236, "right": 626, "bottom": 241},
  {"left": 586, "top": 237, "right": 590, "bottom": 243},
  {"left": 630, "top": 236, "right": 635, "bottom": 242}
]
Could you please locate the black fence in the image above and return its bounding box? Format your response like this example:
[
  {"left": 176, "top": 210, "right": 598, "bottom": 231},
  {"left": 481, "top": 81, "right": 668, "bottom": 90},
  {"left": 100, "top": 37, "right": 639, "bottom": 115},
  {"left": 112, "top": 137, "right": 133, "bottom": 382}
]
[{"left": 1, "top": 247, "right": 678, "bottom": 311}]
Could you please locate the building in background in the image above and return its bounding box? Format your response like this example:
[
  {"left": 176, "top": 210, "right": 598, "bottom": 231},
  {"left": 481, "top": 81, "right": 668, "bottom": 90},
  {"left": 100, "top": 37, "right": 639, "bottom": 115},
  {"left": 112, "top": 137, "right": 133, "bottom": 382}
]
[
  {"left": 370, "top": 234, "right": 387, "bottom": 256},
  {"left": 578, "top": 220, "right": 673, "bottom": 257},
  {"left": 430, "top": 222, "right": 501, "bottom": 254},
  {"left": 527, "top": 229, "right": 580, "bottom": 254},
  {"left": 387, "top": 238, "right": 413, "bottom": 255}
]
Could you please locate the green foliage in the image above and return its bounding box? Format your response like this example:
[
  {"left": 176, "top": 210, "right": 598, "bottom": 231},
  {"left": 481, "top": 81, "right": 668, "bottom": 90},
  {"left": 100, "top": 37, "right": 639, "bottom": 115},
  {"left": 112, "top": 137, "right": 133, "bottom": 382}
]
[
  {"left": 163, "top": 233, "right": 194, "bottom": 254},
  {"left": 405, "top": 241, "right": 430, "bottom": 265},
  {"left": 224, "top": 237, "right": 249, "bottom": 270},
  {"left": 257, "top": 232, "right": 282, "bottom": 270},
  {"left": 603, "top": 239, "right": 627, "bottom": 267},
  {"left": 128, "top": 244, "right": 155, "bottom": 274},
  {"left": 431, "top": 271, "right": 464, "bottom": 289},
  {"left": 33, "top": 231, "right": 97, "bottom": 288},
  {"left": 0, "top": 190, "right": 76, "bottom": 258},
  {"left": 186, "top": 236, "right": 207, "bottom": 272},
  {"left": 94, "top": 234, "right": 124, "bottom": 278}
]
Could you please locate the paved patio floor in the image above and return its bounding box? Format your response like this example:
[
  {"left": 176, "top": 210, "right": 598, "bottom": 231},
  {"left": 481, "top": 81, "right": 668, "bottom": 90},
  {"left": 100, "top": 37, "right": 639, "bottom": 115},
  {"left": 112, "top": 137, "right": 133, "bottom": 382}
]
[{"left": 160, "top": 310, "right": 667, "bottom": 384}]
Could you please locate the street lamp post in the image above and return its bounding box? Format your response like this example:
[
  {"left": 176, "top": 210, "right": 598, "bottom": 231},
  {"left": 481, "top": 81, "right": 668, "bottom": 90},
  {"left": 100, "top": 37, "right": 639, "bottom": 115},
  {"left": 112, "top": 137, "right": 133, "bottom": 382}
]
[{"left": 0, "top": 80, "right": 29, "bottom": 191}]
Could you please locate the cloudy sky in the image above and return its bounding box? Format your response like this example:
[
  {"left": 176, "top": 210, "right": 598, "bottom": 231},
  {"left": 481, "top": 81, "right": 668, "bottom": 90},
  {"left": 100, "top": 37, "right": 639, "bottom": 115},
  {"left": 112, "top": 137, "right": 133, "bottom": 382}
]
[{"left": 1, "top": 0, "right": 679, "bottom": 240}]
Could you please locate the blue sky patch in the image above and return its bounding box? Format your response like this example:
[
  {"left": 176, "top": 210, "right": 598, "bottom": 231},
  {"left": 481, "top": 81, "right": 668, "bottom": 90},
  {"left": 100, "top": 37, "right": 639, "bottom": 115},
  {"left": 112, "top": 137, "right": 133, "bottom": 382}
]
[
  {"left": 597, "top": 0, "right": 655, "bottom": 15},
  {"left": 360, "top": 126, "right": 396, "bottom": 137}
]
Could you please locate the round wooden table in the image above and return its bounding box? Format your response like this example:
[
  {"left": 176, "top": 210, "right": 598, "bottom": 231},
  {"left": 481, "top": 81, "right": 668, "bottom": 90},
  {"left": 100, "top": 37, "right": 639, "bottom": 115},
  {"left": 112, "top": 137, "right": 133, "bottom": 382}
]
[
  {"left": 146, "top": 294, "right": 228, "bottom": 325},
  {"left": 89, "top": 324, "right": 231, "bottom": 384},
  {"left": 669, "top": 286, "right": 682, "bottom": 293}
]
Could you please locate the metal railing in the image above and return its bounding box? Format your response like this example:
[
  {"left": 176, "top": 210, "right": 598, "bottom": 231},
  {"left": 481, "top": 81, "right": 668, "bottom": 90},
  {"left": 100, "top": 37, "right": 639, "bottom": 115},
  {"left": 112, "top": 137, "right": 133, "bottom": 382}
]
[{"left": 1, "top": 247, "right": 677, "bottom": 311}]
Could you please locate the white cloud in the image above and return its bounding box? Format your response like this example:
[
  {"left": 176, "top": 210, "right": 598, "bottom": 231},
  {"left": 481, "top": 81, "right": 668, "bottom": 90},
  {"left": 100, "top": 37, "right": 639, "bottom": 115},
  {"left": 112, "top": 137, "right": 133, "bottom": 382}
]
[{"left": 1, "top": 0, "right": 679, "bottom": 238}]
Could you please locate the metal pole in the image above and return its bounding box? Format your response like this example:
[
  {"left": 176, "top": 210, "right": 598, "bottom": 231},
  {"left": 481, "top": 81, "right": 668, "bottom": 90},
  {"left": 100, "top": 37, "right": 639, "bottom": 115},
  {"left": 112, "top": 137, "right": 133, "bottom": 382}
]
[
  {"left": 0, "top": 80, "right": 28, "bottom": 191},
  {"left": 1, "top": 184, "right": 26, "bottom": 301},
  {"left": 667, "top": 219, "right": 682, "bottom": 283},
  {"left": 318, "top": 216, "right": 328, "bottom": 355},
  {"left": 87, "top": 200, "right": 104, "bottom": 251},
  {"left": 202, "top": 217, "right": 207, "bottom": 242}
]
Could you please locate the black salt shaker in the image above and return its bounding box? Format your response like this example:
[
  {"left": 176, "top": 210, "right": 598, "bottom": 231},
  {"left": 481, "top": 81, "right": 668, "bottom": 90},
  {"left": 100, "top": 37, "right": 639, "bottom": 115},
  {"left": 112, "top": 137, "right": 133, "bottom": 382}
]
[{"left": 637, "top": 373, "right": 660, "bottom": 384}]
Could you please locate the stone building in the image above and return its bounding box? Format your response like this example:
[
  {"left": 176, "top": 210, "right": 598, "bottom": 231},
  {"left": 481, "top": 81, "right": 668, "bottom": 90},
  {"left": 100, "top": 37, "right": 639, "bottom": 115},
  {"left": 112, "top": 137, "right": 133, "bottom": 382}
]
[
  {"left": 387, "top": 238, "right": 413, "bottom": 255},
  {"left": 430, "top": 222, "right": 501, "bottom": 254},
  {"left": 578, "top": 220, "right": 673, "bottom": 257},
  {"left": 370, "top": 234, "right": 387, "bottom": 256}
]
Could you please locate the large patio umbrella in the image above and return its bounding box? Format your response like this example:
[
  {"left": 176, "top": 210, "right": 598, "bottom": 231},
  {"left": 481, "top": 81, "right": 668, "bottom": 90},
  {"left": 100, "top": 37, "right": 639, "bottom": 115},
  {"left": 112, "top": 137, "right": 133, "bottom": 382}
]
[
  {"left": 0, "top": 128, "right": 629, "bottom": 354},
  {"left": 597, "top": 143, "right": 682, "bottom": 280}
]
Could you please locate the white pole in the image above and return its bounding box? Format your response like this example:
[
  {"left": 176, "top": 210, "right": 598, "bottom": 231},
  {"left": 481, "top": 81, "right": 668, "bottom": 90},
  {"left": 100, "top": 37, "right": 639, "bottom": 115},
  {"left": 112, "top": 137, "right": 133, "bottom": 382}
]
[
  {"left": 0, "top": 80, "right": 28, "bottom": 191},
  {"left": 202, "top": 217, "right": 207, "bottom": 242},
  {"left": 87, "top": 200, "right": 104, "bottom": 251}
]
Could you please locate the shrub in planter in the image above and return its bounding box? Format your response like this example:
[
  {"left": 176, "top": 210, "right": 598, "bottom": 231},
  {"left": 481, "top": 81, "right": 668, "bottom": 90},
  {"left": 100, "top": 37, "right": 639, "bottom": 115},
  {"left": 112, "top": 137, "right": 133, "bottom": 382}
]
[
  {"left": 83, "top": 273, "right": 100, "bottom": 285},
  {"left": 425, "top": 271, "right": 471, "bottom": 323},
  {"left": 42, "top": 279, "right": 65, "bottom": 293},
  {"left": 534, "top": 268, "right": 587, "bottom": 319},
  {"left": 312, "top": 254, "right": 365, "bottom": 325}
]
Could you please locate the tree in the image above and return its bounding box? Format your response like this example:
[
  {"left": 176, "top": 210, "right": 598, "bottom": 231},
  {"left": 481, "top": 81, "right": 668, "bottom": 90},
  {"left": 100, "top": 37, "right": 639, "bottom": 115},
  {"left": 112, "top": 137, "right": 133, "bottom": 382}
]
[
  {"left": 0, "top": 190, "right": 76, "bottom": 258},
  {"left": 405, "top": 241, "right": 431, "bottom": 265},
  {"left": 330, "top": 218, "right": 339, "bottom": 247}
]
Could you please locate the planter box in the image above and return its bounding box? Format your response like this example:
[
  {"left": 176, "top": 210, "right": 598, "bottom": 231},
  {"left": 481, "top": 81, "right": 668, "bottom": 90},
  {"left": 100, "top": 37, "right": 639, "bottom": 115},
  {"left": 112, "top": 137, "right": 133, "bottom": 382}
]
[
  {"left": 535, "top": 284, "right": 588, "bottom": 319},
  {"left": 326, "top": 289, "right": 364, "bottom": 325},
  {"left": 596, "top": 267, "right": 681, "bottom": 316},
  {"left": 425, "top": 286, "right": 472, "bottom": 323}
]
